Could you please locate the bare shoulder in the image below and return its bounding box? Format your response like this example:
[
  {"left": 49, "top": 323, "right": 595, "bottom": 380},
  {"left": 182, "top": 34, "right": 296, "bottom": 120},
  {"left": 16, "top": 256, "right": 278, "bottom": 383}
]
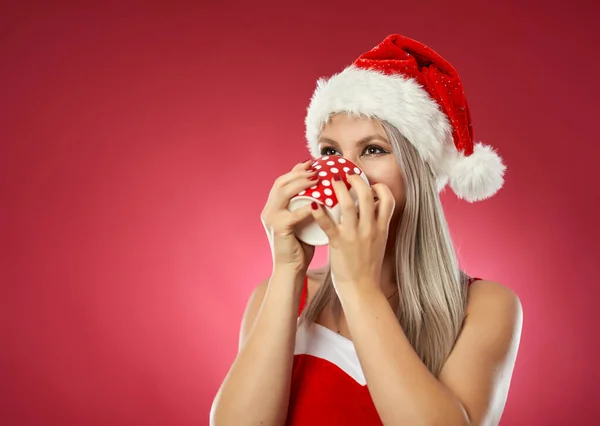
[
  {"left": 466, "top": 279, "right": 523, "bottom": 323},
  {"left": 463, "top": 279, "right": 524, "bottom": 354},
  {"left": 439, "top": 279, "right": 523, "bottom": 424}
]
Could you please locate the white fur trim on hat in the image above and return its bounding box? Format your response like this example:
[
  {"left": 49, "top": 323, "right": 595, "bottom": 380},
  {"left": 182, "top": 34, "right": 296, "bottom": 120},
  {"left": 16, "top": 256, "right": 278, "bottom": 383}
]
[
  {"left": 304, "top": 65, "right": 505, "bottom": 202},
  {"left": 305, "top": 66, "right": 452, "bottom": 184}
]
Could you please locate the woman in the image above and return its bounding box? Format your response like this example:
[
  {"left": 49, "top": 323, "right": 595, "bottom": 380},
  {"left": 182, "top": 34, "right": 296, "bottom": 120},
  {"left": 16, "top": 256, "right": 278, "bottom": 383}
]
[{"left": 210, "top": 34, "right": 523, "bottom": 425}]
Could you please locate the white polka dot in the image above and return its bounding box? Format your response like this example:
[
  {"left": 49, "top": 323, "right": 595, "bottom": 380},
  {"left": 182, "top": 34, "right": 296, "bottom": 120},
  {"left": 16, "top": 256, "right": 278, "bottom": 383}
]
[
  {"left": 338, "top": 158, "right": 347, "bottom": 163},
  {"left": 343, "top": 167, "right": 350, "bottom": 172},
  {"left": 299, "top": 190, "right": 306, "bottom": 195},
  {"left": 322, "top": 180, "right": 330, "bottom": 186},
  {"left": 324, "top": 188, "right": 333, "bottom": 195},
  {"left": 312, "top": 191, "right": 321, "bottom": 198},
  {"left": 310, "top": 184, "right": 318, "bottom": 189},
  {"left": 314, "top": 165, "right": 322, "bottom": 169},
  {"left": 326, "top": 160, "right": 335, "bottom": 166},
  {"left": 325, "top": 198, "right": 333, "bottom": 206},
  {"left": 331, "top": 167, "right": 339, "bottom": 173},
  {"left": 353, "top": 167, "right": 361, "bottom": 174},
  {"left": 322, "top": 156, "right": 329, "bottom": 160},
  {"left": 318, "top": 171, "right": 328, "bottom": 176}
]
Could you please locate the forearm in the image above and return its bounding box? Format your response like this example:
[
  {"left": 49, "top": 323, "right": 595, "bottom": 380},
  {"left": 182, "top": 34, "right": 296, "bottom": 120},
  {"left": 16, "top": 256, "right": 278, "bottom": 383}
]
[
  {"left": 211, "top": 269, "right": 304, "bottom": 426},
  {"left": 340, "top": 286, "right": 470, "bottom": 426}
]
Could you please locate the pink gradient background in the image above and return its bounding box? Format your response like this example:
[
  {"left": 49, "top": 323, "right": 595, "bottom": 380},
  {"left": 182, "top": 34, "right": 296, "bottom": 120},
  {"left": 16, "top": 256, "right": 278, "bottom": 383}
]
[{"left": 2, "top": 1, "right": 599, "bottom": 425}]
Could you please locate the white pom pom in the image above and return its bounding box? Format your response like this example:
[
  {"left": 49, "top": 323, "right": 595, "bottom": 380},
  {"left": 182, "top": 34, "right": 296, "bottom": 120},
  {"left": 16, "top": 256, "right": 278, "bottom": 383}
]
[{"left": 448, "top": 143, "right": 506, "bottom": 203}]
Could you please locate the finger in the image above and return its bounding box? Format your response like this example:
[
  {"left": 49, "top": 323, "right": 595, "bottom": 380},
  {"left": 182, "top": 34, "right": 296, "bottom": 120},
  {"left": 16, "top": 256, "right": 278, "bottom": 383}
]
[
  {"left": 373, "top": 198, "right": 381, "bottom": 217},
  {"left": 291, "top": 158, "right": 316, "bottom": 172},
  {"left": 287, "top": 202, "right": 315, "bottom": 226},
  {"left": 371, "top": 183, "right": 395, "bottom": 232},
  {"left": 270, "top": 170, "right": 318, "bottom": 208},
  {"left": 281, "top": 172, "right": 320, "bottom": 199},
  {"left": 276, "top": 167, "right": 316, "bottom": 189},
  {"left": 347, "top": 173, "right": 375, "bottom": 231},
  {"left": 272, "top": 157, "right": 316, "bottom": 192},
  {"left": 271, "top": 159, "right": 316, "bottom": 195},
  {"left": 310, "top": 201, "right": 339, "bottom": 241},
  {"left": 332, "top": 174, "right": 357, "bottom": 229}
]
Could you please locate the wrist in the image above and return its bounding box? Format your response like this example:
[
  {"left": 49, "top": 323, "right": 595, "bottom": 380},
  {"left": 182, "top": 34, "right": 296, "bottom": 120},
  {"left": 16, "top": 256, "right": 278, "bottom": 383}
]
[
  {"left": 337, "top": 280, "right": 383, "bottom": 306},
  {"left": 270, "top": 266, "right": 306, "bottom": 288}
]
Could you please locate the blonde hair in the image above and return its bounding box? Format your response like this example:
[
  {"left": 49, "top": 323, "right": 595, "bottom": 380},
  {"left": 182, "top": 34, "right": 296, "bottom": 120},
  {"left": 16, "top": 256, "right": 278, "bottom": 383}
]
[{"left": 299, "top": 119, "right": 472, "bottom": 377}]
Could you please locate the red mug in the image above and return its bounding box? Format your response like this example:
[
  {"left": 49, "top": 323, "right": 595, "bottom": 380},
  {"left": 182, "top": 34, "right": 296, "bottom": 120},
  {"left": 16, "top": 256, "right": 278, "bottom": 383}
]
[{"left": 287, "top": 155, "right": 370, "bottom": 246}]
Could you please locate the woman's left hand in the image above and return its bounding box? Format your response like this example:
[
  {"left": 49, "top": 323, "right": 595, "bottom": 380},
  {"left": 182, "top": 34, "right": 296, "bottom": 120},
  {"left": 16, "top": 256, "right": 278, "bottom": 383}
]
[{"left": 310, "top": 171, "right": 396, "bottom": 294}]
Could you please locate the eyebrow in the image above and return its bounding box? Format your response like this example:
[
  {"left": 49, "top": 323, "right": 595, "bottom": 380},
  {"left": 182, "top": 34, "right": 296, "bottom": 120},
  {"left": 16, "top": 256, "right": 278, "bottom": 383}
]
[{"left": 318, "top": 134, "right": 390, "bottom": 149}]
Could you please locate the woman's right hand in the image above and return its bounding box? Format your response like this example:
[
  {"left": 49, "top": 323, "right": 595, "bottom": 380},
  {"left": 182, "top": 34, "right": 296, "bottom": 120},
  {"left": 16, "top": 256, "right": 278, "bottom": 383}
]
[{"left": 260, "top": 159, "right": 319, "bottom": 273}]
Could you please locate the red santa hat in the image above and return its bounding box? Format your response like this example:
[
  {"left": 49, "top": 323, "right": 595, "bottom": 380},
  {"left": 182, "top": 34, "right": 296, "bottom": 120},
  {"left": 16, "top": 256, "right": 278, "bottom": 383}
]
[{"left": 305, "top": 34, "right": 506, "bottom": 203}]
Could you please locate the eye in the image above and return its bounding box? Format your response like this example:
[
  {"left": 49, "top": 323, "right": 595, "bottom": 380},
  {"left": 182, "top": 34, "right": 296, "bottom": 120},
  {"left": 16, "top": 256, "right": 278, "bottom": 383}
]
[
  {"left": 320, "top": 147, "right": 338, "bottom": 156},
  {"left": 319, "top": 144, "right": 389, "bottom": 157},
  {"left": 364, "top": 145, "right": 387, "bottom": 155}
]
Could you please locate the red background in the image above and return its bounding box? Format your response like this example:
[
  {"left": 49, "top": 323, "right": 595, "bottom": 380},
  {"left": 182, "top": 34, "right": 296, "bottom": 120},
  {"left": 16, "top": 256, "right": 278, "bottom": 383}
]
[{"left": 2, "top": 1, "right": 599, "bottom": 425}]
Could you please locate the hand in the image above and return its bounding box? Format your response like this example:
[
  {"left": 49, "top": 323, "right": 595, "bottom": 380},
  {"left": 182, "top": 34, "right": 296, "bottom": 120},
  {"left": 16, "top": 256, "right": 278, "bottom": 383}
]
[
  {"left": 261, "top": 159, "right": 318, "bottom": 273},
  {"left": 310, "top": 171, "right": 395, "bottom": 292}
]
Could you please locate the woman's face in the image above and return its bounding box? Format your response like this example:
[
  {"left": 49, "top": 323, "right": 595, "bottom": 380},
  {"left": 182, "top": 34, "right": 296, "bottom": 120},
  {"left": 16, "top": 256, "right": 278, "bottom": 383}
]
[{"left": 317, "top": 114, "right": 405, "bottom": 222}]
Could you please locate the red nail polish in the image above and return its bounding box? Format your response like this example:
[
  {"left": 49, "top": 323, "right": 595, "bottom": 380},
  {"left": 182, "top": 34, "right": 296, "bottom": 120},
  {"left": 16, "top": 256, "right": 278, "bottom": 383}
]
[
  {"left": 311, "top": 201, "right": 319, "bottom": 210},
  {"left": 333, "top": 175, "right": 341, "bottom": 181},
  {"left": 309, "top": 175, "right": 318, "bottom": 180}
]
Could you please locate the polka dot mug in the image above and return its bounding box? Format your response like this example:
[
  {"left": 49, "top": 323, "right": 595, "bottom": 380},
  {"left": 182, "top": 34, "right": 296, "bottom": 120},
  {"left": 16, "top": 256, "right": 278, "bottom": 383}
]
[{"left": 287, "top": 155, "right": 370, "bottom": 246}]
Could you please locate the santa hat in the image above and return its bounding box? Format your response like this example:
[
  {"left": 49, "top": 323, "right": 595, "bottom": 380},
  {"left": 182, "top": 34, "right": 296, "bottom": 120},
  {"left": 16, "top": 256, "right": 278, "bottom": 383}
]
[{"left": 305, "top": 34, "right": 506, "bottom": 203}]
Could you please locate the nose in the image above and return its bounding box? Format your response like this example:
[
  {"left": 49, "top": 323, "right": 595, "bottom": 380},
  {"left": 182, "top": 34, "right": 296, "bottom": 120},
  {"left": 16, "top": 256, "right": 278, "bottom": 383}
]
[
  {"left": 339, "top": 150, "right": 362, "bottom": 166},
  {"left": 337, "top": 153, "right": 372, "bottom": 185}
]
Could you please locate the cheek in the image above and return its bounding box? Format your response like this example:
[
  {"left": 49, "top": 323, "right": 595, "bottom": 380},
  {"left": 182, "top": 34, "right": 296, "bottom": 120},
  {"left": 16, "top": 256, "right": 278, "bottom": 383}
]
[
  {"left": 391, "top": 182, "right": 405, "bottom": 213},
  {"left": 367, "top": 172, "right": 404, "bottom": 203}
]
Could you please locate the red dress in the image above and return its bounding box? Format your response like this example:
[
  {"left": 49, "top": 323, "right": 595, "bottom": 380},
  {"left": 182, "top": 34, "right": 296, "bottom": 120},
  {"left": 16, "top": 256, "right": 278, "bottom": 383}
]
[{"left": 286, "top": 275, "right": 481, "bottom": 425}]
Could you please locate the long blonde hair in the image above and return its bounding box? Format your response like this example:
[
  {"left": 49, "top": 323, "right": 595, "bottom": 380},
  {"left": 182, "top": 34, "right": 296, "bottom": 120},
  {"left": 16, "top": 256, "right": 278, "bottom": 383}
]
[{"left": 299, "top": 119, "right": 472, "bottom": 377}]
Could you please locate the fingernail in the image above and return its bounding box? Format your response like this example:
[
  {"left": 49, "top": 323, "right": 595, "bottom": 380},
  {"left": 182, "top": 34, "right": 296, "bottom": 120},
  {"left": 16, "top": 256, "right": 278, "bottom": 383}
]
[
  {"left": 308, "top": 175, "right": 318, "bottom": 180},
  {"left": 333, "top": 175, "right": 341, "bottom": 181},
  {"left": 311, "top": 201, "right": 319, "bottom": 210}
]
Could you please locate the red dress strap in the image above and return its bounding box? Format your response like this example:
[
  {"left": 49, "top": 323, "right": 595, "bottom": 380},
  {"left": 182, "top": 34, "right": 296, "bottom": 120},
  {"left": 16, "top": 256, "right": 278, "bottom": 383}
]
[{"left": 298, "top": 275, "right": 308, "bottom": 316}]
